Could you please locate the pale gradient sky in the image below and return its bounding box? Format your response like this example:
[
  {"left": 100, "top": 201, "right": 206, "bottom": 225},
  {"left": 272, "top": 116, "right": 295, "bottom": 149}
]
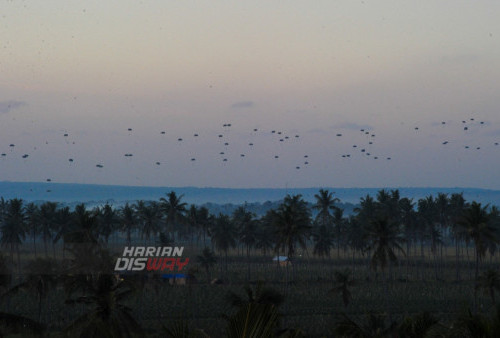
[{"left": 1, "top": 1, "right": 499, "bottom": 189}]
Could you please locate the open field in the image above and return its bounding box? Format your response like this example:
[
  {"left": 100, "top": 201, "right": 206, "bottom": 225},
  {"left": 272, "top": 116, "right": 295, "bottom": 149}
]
[
  {"left": 2, "top": 242, "right": 499, "bottom": 337},
  {"left": 1, "top": 189, "right": 499, "bottom": 336}
]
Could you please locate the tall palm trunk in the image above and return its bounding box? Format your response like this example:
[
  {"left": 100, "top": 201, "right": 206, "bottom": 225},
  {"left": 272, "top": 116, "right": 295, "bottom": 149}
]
[
  {"left": 474, "top": 250, "right": 480, "bottom": 313},
  {"left": 465, "top": 243, "right": 471, "bottom": 279},
  {"left": 16, "top": 245, "right": 21, "bottom": 274},
  {"left": 384, "top": 267, "right": 392, "bottom": 323},
  {"left": 475, "top": 249, "right": 480, "bottom": 281},
  {"left": 38, "top": 293, "right": 43, "bottom": 323},
  {"left": 246, "top": 245, "right": 251, "bottom": 281},
  {"left": 33, "top": 230, "right": 37, "bottom": 258},
  {"left": 44, "top": 238, "right": 48, "bottom": 258},
  {"left": 433, "top": 250, "right": 439, "bottom": 281},
  {"left": 225, "top": 250, "right": 228, "bottom": 278},
  {"left": 455, "top": 238, "right": 461, "bottom": 281},
  {"left": 205, "top": 266, "right": 210, "bottom": 283}
]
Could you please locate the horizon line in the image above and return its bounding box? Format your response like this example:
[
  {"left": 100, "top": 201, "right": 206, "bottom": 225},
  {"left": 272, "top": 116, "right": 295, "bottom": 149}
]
[{"left": 1, "top": 180, "right": 498, "bottom": 192}]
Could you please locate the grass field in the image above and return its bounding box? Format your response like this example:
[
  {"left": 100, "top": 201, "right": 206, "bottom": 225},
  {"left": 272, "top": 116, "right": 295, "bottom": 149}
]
[{"left": 1, "top": 239, "right": 498, "bottom": 337}]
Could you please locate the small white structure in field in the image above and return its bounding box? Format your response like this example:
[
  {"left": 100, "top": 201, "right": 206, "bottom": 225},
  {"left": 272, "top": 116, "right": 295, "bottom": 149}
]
[{"left": 272, "top": 256, "right": 291, "bottom": 267}]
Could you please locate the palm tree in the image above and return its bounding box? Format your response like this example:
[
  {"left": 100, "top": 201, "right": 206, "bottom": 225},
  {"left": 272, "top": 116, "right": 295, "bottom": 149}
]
[
  {"left": 0, "top": 252, "right": 12, "bottom": 293},
  {"left": 186, "top": 205, "right": 212, "bottom": 246},
  {"left": 458, "top": 202, "right": 497, "bottom": 312},
  {"left": 135, "top": 201, "right": 162, "bottom": 245},
  {"left": 52, "top": 206, "right": 73, "bottom": 260},
  {"left": 488, "top": 206, "right": 500, "bottom": 262},
  {"left": 226, "top": 281, "right": 284, "bottom": 309},
  {"left": 0, "top": 253, "right": 45, "bottom": 336},
  {"left": 160, "top": 191, "right": 187, "bottom": 240},
  {"left": 417, "top": 196, "right": 440, "bottom": 256},
  {"left": 355, "top": 195, "right": 377, "bottom": 223},
  {"left": 435, "top": 193, "right": 450, "bottom": 229},
  {"left": 186, "top": 204, "right": 200, "bottom": 245},
  {"left": 311, "top": 191, "right": 337, "bottom": 260},
  {"left": 476, "top": 269, "right": 500, "bottom": 306},
  {"left": 196, "top": 206, "right": 212, "bottom": 246},
  {"left": 458, "top": 202, "right": 497, "bottom": 282},
  {"left": 210, "top": 214, "right": 237, "bottom": 276},
  {"left": 376, "top": 189, "right": 401, "bottom": 221},
  {"left": 399, "top": 197, "right": 417, "bottom": 275},
  {"left": 354, "top": 195, "right": 378, "bottom": 264},
  {"left": 446, "top": 306, "right": 500, "bottom": 338},
  {"left": 24, "top": 202, "right": 39, "bottom": 258},
  {"left": 273, "top": 194, "right": 311, "bottom": 304},
  {"left": 417, "top": 196, "right": 443, "bottom": 279},
  {"left": 329, "top": 269, "right": 356, "bottom": 307},
  {"left": 346, "top": 217, "right": 368, "bottom": 259},
  {"left": 0, "top": 198, "right": 26, "bottom": 266},
  {"left": 6, "top": 258, "right": 58, "bottom": 322},
  {"left": 312, "top": 223, "right": 334, "bottom": 259},
  {"left": 119, "top": 203, "right": 137, "bottom": 246},
  {"left": 255, "top": 212, "right": 277, "bottom": 257},
  {"left": 0, "top": 311, "right": 45, "bottom": 337},
  {"left": 65, "top": 273, "right": 143, "bottom": 337},
  {"left": 62, "top": 204, "right": 101, "bottom": 271},
  {"left": 364, "top": 216, "right": 405, "bottom": 319},
  {"left": 97, "top": 203, "right": 119, "bottom": 244},
  {"left": 273, "top": 194, "right": 311, "bottom": 263},
  {"left": 449, "top": 193, "right": 468, "bottom": 281},
  {"left": 225, "top": 302, "right": 280, "bottom": 338},
  {"left": 399, "top": 198, "right": 416, "bottom": 250},
  {"left": 65, "top": 203, "right": 99, "bottom": 245},
  {"left": 435, "top": 193, "right": 451, "bottom": 265},
  {"left": 364, "top": 217, "right": 406, "bottom": 274},
  {"left": 233, "top": 206, "right": 258, "bottom": 281},
  {"left": 333, "top": 312, "right": 397, "bottom": 338},
  {"left": 157, "top": 231, "right": 174, "bottom": 247},
  {"left": 38, "top": 201, "right": 58, "bottom": 258},
  {"left": 397, "top": 312, "right": 440, "bottom": 338},
  {"left": 312, "top": 189, "right": 338, "bottom": 228},
  {"left": 161, "top": 320, "right": 209, "bottom": 338},
  {"left": 332, "top": 207, "right": 347, "bottom": 258},
  {"left": 224, "top": 283, "right": 301, "bottom": 337},
  {"left": 0, "top": 198, "right": 7, "bottom": 228},
  {"left": 196, "top": 247, "right": 217, "bottom": 283}
]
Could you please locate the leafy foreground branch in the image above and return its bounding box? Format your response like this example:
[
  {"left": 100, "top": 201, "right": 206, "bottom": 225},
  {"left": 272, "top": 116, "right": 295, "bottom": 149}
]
[
  {"left": 332, "top": 306, "right": 500, "bottom": 338},
  {"left": 0, "top": 311, "right": 45, "bottom": 337},
  {"left": 163, "top": 303, "right": 303, "bottom": 338},
  {"left": 64, "top": 273, "right": 143, "bottom": 338}
]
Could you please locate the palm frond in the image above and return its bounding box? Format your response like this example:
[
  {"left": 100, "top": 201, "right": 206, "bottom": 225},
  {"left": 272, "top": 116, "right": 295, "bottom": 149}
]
[
  {"left": 226, "top": 303, "right": 279, "bottom": 338},
  {"left": 0, "top": 311, "right": 45, "bottom": 336}
]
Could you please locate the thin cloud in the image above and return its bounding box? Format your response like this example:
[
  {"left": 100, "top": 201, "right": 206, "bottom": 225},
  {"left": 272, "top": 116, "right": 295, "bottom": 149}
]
[
  {"left": 231, "top": 101, "right": 254, "bottom": 109},
  {"left": 0, "top": 100, "right": 26, "bottom": 114}
]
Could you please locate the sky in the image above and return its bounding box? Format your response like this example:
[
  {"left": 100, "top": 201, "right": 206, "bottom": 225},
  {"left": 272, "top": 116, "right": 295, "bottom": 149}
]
[{"left": 1, "top": 1, "right": 500, "bottom": 189}]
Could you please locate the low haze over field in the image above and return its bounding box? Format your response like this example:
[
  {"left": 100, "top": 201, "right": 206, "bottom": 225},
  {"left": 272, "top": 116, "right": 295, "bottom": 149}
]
[{"left": 1, "top": 1, "right": 499, "bottom": 188}]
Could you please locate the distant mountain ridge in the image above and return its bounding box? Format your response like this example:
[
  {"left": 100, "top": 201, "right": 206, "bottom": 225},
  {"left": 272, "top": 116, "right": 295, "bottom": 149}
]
[{"left": 1, "top": 181, "right": 499, "bottom": 207}]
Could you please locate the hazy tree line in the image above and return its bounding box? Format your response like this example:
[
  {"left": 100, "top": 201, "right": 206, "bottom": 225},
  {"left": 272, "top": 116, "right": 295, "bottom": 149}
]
[
  {"left": 2, "top": 190, "right": 499, "bottom": 280},
  {"left": 0, "top": 189, "right": 500, "bottom": 336}
]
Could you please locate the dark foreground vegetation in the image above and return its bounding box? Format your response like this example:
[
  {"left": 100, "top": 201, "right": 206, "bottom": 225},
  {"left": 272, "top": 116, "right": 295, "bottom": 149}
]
[{"left": 0, "top": 189, "right": 500, "bottom": 337}]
